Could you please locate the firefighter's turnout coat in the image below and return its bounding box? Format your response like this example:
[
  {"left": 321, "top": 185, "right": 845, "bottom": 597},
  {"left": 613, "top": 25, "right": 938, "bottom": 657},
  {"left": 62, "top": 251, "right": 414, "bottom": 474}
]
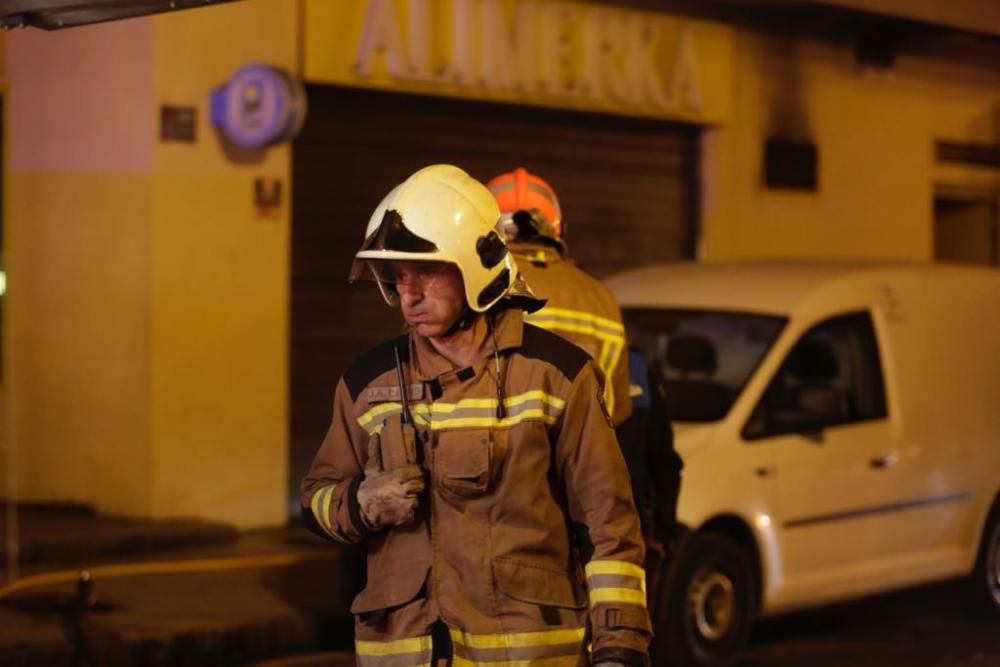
[
  {"left": 510, "top": 242, "right": 631, "bottom": 427},
  {"left": 302, "top": 307, "right": 650, "bottom": 666}
]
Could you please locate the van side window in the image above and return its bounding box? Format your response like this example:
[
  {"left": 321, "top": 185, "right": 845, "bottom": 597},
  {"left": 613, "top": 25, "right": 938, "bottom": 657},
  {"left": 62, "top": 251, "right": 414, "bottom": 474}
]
[
  {"left": 623, "top": 309, "right": 787, "bottom": 423},
  {"left": 743, "top": 312, "right": 887, "bottom": 439}
]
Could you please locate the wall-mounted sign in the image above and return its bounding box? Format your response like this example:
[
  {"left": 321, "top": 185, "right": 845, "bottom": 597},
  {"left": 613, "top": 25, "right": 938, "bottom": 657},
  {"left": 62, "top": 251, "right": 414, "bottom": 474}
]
[
  {"left": 160, "top": 105, "right": 197, "bottom": 142},
  {"left": 210, "top": 63, "right": 307, "bottom": 149},
  {"left": 303, "top": 0, "right": 733, "bottom": 123},
  {"left": 254, "top": 177, "right": 284, "bottom": 218}
]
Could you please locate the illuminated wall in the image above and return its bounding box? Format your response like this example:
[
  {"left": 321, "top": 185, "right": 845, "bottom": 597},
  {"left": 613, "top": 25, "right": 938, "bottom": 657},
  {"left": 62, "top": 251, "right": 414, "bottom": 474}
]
[
  {"left": 6, "top": 18, "right": 156, "bottom": 516},
  {"left": 4, "top": 0, "right": 995, "bottom": 529},
  {"left": 147, "top": 0, "right": 295, "bottom": 526},
  {"left": 5, "top": 0, "right": 295, "bottom": 527},
  {"left": 700, "top": 29, "right": 1000, "bottom": 261}
]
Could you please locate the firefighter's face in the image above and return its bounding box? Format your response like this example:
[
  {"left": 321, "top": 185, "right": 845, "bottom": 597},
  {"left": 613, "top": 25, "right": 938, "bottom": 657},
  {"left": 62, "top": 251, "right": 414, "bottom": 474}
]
[{"left": 392, "top": 261, "right": 465, "bottom": 338}]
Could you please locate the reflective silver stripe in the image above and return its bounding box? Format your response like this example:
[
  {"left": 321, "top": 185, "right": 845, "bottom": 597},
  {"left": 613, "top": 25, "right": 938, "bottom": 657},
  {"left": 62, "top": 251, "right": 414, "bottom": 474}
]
[
  {"left": 450, "top": 626, "right": 587, "bottom": 666},
  {"left": 355, "top": 635, "right": 432, "bottom": 667},
  {"left": 489, "top": 180, "right": 515, "bottom": 194},
  {"left": 425, "top": 394, "right": 562, "bottom": 429},
  {"left": 357, "top": 402, "right": 431, "bottom": 434},
  {"left": 526, "top": 180, "right": 559, "bottom": 205},
  {"left": 587, "top": 573, "right": 644, "bottom": 591},
  {"left": 357, "top": 391, "right": 565, "bottom": 434},
  {"left": 453, "top": 653, "right": 585, "bottom": 666},
  {"left": 358, "top": 401, "right": 430, "bottom": 430},
  {"left": 357, "top": 656, "right": 429, "bottom": 667},
  {"left": 525, "top": 307, "right": 625, "bottom": 338},
  {"left": 524, "top": 307, "right": 626, "bottom": 418},
  {"left": 585, "top": 560, "right": 647, "bottom": 609},
  {"left": 308, "top": 484, "right": 349, "bottom": 544}
]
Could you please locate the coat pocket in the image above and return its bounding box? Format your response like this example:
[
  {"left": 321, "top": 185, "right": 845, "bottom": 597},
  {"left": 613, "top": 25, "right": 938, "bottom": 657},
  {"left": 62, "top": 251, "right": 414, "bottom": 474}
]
[
  {"left": 350, "top": 527, "right": 431, "bottom": 617},
  {"left": 350, "top": 559, "right": 430, "bottom": 615},
  {"left": 436, "top": 429, "right": 495, "bottom": 499},
  {"left": 494, "top": 557, "right": 587, "bottom": 610}
]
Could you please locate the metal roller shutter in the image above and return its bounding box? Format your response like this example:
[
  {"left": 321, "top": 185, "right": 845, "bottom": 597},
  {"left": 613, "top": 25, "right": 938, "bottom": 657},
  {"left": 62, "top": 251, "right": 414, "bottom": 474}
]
[{"left": 290, "top": 85, "right": 699, "bottom": 510}]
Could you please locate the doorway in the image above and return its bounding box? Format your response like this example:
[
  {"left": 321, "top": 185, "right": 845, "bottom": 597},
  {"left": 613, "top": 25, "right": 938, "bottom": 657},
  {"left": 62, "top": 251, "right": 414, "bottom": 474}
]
[{"left": 289, "top": 86, "right": 702, "bottom": 515}]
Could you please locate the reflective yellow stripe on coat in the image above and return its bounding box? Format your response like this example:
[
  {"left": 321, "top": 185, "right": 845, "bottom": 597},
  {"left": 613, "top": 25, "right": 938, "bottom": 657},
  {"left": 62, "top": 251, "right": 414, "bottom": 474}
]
[
  {"left": 584, "top": 560, "right": 647, "bottom": 608},
  {"left": 355, "top": 634, "right": 432, "bottom": 667},
  {"left": 525, "top": 307, "right": 626, "bottom": 419},
  {"left": 450, "top": 626, "right": 588, "bottom": 666},
  {"left": 308, "top": 484, "right": 349, "bottom": 544},
  {"left": 357, "top": 391, "right": 566, "bottom": 435}
]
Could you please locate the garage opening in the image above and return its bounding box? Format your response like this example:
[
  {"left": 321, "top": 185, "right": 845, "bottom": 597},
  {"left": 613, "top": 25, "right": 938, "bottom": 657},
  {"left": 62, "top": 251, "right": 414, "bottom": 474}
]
[{"left": 290, "top": 85, "right": 700, "bottom": 514}]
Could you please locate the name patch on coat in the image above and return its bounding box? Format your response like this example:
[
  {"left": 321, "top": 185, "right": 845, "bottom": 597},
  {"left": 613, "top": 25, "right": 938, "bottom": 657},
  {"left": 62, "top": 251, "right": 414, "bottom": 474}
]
[{"left": 366, "top": 384, "right": 424, "bottom": 403}]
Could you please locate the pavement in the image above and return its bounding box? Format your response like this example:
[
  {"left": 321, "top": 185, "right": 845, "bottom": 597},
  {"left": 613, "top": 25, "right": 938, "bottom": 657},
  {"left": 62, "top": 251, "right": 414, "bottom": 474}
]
[
  {"left": 8, "top": 505, "right": 999, "bottom": 667},
  {"left": 0, "top": 503, "right": 357, "bottom": 667}
]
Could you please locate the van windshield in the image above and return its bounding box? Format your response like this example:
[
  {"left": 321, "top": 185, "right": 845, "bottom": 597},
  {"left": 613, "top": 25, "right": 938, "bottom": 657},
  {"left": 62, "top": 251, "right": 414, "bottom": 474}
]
[{"left": 622, "top": 308, "right": 787, "bottom": 422}]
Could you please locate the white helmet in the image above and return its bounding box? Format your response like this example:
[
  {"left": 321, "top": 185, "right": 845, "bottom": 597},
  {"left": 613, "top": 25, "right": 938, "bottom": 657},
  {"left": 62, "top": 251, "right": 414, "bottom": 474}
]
[{"left": 351, "top": 164, "right": 527, "bottom": 313}]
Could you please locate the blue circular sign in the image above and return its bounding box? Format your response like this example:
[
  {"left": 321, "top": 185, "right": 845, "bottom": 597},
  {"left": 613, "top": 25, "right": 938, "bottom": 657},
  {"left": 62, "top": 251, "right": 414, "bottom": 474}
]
[{"left": 210, "top": 63, "right": 306, "bottom": 149}]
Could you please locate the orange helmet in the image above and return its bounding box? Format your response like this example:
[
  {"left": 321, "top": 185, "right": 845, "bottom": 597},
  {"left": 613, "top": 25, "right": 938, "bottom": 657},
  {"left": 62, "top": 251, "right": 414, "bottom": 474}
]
[{"left": 486, "top": 168, "right": 565, "bottom": 249}]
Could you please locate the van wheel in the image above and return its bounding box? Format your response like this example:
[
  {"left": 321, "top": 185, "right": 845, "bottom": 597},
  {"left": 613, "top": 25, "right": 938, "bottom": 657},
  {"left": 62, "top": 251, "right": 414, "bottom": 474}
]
[
  {"left": 969, "top": 504, "right": 1000, "bottom": 617},
  {"left": 651, "top": 532, "right": 757, "bottom": 667}
]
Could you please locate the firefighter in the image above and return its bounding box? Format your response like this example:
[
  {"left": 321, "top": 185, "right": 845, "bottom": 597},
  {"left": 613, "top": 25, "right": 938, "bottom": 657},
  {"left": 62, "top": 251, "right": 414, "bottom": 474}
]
[
  {"left": 301, "top": 165, "right": 650, "bottom": 667},
  {"left": 487, "top": 167, "right": 683, "bottom": 621},
  {"left": 485, "top": 167, "right": 631, "bottom": 427}
]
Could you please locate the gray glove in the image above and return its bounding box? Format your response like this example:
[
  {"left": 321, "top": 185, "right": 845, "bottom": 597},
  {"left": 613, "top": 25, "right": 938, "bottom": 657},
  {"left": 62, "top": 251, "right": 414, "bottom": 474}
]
[{"left": 356, "top": 434, "right": 425, "bottom": 531}]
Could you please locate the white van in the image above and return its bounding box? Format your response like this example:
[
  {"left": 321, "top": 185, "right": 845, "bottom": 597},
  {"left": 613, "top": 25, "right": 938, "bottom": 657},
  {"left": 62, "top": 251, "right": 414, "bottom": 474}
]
[{"left": 605, "top": 262, "right": 1000, "bottom": 667}]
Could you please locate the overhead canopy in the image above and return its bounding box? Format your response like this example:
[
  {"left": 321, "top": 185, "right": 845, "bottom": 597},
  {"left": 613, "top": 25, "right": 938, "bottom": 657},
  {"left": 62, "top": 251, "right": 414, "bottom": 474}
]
[{"left": 0, "top": 0, "right": 243, "bottom": 30}]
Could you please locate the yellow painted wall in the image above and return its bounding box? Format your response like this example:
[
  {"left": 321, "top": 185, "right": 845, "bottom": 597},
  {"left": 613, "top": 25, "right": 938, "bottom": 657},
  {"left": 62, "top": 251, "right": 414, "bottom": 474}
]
[
  {"left": 700, "top": 29, "right": 1000, "bottom": 261},
  {"left": 5, "top": 0, "right": 995, "bottom": 528},
  {"left": 5, "top": 0, "right": 297, "bottom": 528},
  {"left": 7, "top": 175, "right": 154, "bottom": 513},
  {"left": 5, "top": 19, "right": 155, "bottom": 516},
  {"left": 150, "top": 0, "right": 296, "bottom": 526}
]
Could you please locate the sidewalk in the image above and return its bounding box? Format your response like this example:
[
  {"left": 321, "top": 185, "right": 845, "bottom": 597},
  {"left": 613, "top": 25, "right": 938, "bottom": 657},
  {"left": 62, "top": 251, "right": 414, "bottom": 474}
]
[{"left": 0, "top": 503, "right": 356, "bottom": 666}]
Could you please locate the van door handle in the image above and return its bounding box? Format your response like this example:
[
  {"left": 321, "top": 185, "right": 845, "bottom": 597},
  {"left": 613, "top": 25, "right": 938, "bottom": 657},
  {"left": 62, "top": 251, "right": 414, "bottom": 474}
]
[{"left": 869, "top": 454, "right": 898, "bottom": 469}]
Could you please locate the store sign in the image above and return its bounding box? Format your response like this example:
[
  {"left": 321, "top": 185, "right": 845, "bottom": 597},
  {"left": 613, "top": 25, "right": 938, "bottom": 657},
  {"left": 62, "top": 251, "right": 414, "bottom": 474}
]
[{"left": 304, "top": 0, "right": 733, "bottom": 123}]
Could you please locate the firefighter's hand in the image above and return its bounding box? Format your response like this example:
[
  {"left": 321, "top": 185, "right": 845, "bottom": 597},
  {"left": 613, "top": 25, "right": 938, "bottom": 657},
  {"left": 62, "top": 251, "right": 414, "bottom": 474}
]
[{"left": 357, "top": 435, "right": 425, "bottom": 531}]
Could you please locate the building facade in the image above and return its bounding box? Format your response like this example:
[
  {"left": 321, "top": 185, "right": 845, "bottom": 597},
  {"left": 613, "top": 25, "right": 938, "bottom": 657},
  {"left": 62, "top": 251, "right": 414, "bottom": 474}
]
[{"left": 2, "top": 0, "right": 997, "bottom": 527}]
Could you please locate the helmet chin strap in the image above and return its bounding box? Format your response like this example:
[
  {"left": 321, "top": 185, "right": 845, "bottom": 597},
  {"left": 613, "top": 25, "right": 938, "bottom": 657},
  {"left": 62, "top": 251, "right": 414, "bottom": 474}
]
[
  {"left": 435, "top": 306, "right": 506, "bottom": 420},
  {"left": 441, "top": 303, "right": 478, "bottom": 338}
]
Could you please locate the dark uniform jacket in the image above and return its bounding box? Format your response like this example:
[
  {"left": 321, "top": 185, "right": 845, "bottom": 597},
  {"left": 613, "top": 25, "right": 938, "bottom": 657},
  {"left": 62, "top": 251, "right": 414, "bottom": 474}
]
[
  {"left": 616, "top": 349, "right": 683, "bottom": 550},
  {"left": 302, "top": 308, "right": 650, "bottom": 667}
]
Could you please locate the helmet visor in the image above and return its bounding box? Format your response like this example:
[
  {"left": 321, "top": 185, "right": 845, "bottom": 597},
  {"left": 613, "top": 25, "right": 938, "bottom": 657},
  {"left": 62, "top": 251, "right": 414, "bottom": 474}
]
[
  {"left": 350, "top": 208, "right": 441, "bottom": 283},
  {"left": 361, "top": 259, "right": 456, "bottom": 290},
  {"left": 359, "top": 208, "right": 439, "bottom": 254}
]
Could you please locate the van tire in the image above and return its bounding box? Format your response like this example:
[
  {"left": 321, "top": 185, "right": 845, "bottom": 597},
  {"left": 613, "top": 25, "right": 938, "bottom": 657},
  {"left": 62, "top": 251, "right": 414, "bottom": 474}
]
[
  {"left": 969, "top": 503, "right": 1000, "bottom": 617},
  {"left": 651, "top": 532, "right": 757, "bottom": 667}
]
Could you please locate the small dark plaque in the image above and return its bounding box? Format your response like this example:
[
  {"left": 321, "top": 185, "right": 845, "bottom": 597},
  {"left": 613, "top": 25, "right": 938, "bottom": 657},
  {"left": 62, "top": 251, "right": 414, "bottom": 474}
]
[
  {"left": 160, "top": 105, "right": 197, "bottom": 142},
  {"left": 255, "top": 178, "right": 283, "bottom": 218}
]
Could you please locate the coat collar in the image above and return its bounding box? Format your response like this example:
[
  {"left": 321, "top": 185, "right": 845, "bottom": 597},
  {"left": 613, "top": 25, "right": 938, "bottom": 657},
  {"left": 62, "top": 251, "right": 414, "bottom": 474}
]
[
  {"left": 409, "top": 307, "right": 524, "bottom": 382},
  {"left": 509, "top": 241, "right": 564, "bottom": 266}
]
